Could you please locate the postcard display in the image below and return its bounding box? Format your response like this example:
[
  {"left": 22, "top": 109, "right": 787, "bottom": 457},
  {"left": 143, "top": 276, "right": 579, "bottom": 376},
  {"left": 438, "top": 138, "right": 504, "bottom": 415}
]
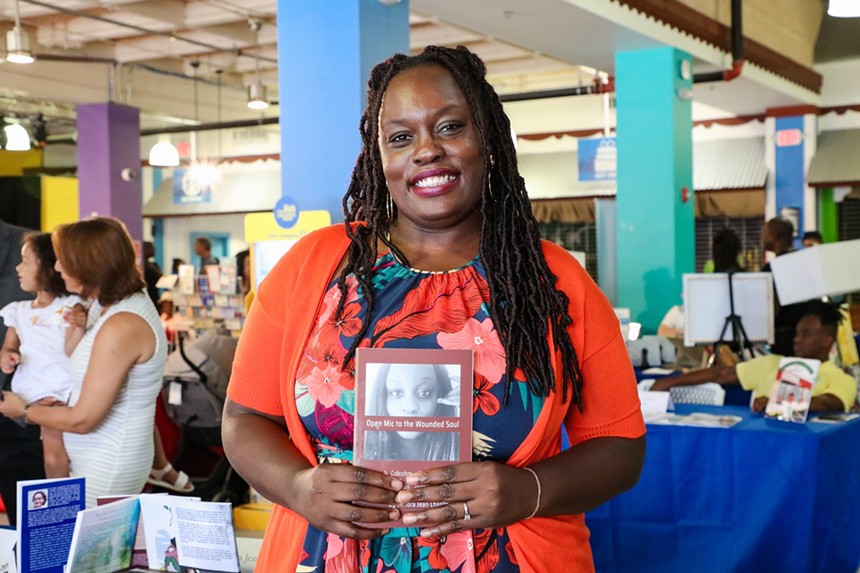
[
  {"left": 173, "top": 263, "right": 245, "bottom": 335},
  {"left": 354, "top": 348, "right": 474, "bottom": 527}
]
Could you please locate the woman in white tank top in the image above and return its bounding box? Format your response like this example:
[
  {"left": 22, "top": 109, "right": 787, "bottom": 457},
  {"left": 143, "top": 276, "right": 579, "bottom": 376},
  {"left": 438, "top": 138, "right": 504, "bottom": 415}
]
[{"left": 0, "top": 217, "right": 167, "bottom": 507}]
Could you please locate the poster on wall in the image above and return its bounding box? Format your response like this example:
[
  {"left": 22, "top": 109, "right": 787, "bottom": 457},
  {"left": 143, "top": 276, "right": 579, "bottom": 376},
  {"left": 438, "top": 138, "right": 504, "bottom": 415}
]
[
  {"left": 578, "top": 137, "right": 617, "bottom": 182},
  {"left": 172, "top": 169, "right": 213, "bottom": 205}
]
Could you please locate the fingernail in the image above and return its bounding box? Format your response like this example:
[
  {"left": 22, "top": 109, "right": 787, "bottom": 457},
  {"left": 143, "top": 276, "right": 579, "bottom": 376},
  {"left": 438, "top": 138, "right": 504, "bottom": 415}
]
[
  {"left": 402, "top": 514, "right": 417, "bottom": 525},
  {"left": 405, "top": 474, "right": 427, "bottom": 485},
  {"left": 420, "top": 529, "right": 435, "bottom": 538},
  {"left": 396, "top": 492, "right": 412, "bottom": 504},
  {"left": 390, "top": 478, "right": 403, "bottom": 489},
  {"left": 388, "top": 510, "right": 399, "bottom": 520}
]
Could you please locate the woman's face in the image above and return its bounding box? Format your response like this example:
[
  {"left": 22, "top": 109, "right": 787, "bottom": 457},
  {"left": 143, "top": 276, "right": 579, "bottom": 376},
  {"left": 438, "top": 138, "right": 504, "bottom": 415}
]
[
  {"left": 32, "top": 492, "right": 46, "bottom": 508},
  {"left": 16, "top": 244, "right": 40, "bottom": 293},
  {"left": 385, "top": 363, "right": 440, "bottom": 439},
  {"left": 54, "top": 257, "right": 83, "bottom": 294},
  {"left": 378, "top": 64, "right": 484, "bottom": 233}
]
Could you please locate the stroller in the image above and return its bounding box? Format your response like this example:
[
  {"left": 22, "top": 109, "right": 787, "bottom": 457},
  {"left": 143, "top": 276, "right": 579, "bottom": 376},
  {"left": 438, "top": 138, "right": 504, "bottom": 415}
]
[{"left": 159, "top": 331, "right": 247, "bottom": 503}]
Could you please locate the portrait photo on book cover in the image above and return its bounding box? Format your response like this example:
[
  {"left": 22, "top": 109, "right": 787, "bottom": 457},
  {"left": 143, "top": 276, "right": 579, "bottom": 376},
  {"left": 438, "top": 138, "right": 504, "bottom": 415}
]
[
  {"left": 362, "top": 361, "right": 462, "bottom": 462},
  {"left": 29, "top": 489, "right": 49, "bottom": 510}
]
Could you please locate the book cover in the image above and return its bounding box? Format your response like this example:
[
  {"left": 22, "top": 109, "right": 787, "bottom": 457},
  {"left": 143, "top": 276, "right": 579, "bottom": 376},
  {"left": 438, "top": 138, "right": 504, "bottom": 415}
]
[
  {"left": 138, "top": 494, "right": 200, "bottom": 572},
  {"left": 65, "top": 496, "right": 139, "bottom": 573},
  {"left": 764, "top": 357, "right": 820, "bottom": 423},
  {"left": 172, "top": 499, "right": 239, "bottom": 573},
  {"left": 0, "top": 528, "right": 17, "bottom": 573},
  {"left": 16, "top": 476, "right": 86, "bottom": 573},
  {"left": 96, "top": 496, "right": 149, "bottom": 568},
  {"left": 353, "top": 347, "right": 473, "bottom": 527}
]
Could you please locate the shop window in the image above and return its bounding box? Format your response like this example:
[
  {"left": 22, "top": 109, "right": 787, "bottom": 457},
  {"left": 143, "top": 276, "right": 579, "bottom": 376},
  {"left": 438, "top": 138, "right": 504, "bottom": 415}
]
[{"left": 537, "top": 221, "right": 599, "bottom": 281}]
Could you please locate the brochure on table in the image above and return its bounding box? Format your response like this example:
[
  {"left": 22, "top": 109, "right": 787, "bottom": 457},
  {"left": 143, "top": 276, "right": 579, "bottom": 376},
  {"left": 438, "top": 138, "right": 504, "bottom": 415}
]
[{"left": 16, "top": 477, "right": 85, "bottom": 573}]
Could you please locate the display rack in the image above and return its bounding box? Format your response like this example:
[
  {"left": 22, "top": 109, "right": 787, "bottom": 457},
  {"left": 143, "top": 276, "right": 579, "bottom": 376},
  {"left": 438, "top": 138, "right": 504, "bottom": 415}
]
[{"left": 171, "top": 265, "right": 245, "bottom": 337}]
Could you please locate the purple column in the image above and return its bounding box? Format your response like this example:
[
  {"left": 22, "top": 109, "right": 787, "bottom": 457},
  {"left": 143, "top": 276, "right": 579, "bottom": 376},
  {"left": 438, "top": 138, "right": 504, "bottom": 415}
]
[{"left": 76, "top": 103, "right": 143, "bottom": 241}]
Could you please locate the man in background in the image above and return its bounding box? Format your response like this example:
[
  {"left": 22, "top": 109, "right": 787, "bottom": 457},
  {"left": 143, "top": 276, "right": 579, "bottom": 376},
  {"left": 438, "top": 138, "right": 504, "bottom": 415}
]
[
  {"left": 762, "top": 217, "right": 807, "bottom": 356},
  {"left": 0, "top": 218, "right": 45, "bottom": 526},
  {"left": 651, "top": 300, "right": 856, "bottom": 413},
  {"left": 193, "top": 237, "right": 219, "bottom": 270},
  {"left": 802, "top": 231, "right": 823, "bottom": 248}
]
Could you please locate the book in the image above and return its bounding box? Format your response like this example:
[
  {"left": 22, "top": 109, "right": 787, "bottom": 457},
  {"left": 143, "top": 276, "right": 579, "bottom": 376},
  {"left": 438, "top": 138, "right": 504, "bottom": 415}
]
[
  {"left": 138, "top": 494, "right": 196, "bottom": 572},
  {"left": 65, "top": 496, "right": 140, "bottom": 573},
  {"left": 96, "top": 496, "right": 149, "bottom": 568},
  {"left": 16, "top": 476, "right": 86, "bottom": 573},
  {"left": 0, "top": 527, "right": 17, "bottom": 573},
  {"left": 172, "top": 499, "right": 239, "bottom": 573},
  {"left": 353, "top": 347, "right": 474, "bottom": 527},
  {"left": 764, "top": 357, "right": 820, "bottom": 423}
]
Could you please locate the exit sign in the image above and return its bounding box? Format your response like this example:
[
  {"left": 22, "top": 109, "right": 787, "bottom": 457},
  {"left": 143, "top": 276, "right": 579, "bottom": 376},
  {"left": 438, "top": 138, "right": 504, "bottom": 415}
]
[{"left": 776, "top": 128, "right": 802, "bottom": 147}]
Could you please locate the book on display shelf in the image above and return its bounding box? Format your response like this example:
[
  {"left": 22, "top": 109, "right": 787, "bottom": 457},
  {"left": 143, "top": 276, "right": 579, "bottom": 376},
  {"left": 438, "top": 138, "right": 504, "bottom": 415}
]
[{"left": 353, "top": 347, "right": 474, "bottom": 528}]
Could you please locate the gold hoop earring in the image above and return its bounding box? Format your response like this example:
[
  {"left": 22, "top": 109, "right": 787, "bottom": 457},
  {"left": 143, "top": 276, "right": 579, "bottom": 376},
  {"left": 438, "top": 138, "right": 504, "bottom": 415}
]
[{"left": 386, "top": 194, "right": 395, "bottom": 222}]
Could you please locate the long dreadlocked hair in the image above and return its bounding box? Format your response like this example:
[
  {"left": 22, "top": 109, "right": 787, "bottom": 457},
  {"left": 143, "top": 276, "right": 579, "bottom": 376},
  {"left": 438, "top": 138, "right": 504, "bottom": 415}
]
[{"left": 335, "top": 45, "right": 583, "bottom": 409}]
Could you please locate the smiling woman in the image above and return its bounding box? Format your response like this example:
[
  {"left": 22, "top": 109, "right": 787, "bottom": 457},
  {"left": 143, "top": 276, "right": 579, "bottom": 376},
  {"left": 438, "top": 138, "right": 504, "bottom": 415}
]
[{"left": 222, "top": 45, "right": 645, "bottom": 573}]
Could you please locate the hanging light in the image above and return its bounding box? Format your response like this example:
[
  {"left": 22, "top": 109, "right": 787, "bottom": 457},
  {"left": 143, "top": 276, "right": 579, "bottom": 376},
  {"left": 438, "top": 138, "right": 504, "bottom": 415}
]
[
  {"left": 247, "top": 81, "right": 269, "bottom": 110},
  {"left": 148, "top": 141, "right": 180, "bottom": 166},
  {"left": 6, "top": 0, "right": 35, "bottom": 64},
  {"left": 4, "top": 123, "right": 32, "bottom": 151},
  {"left": 246, "top": 20, "right": 269, "bottom": 110},
  {"left": 828, "top": 0, "right": 860, "bottom": 17}
]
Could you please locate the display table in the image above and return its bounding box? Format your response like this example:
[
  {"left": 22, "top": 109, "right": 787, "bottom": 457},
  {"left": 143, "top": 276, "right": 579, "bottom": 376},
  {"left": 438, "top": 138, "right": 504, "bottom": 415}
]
[{"left": 586, "top": 404, "right": 860, "bottom": 573}]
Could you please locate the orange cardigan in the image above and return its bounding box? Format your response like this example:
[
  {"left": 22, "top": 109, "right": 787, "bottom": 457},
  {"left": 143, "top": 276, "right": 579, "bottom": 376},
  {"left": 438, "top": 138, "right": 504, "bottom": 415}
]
[{"left": 228, "top": 224, "right": 645, "bottom": 572}]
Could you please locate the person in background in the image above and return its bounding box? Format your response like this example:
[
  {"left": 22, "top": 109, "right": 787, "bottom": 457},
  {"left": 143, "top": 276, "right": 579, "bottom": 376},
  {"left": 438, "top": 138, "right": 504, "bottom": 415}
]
[
  {"left": 712, "top": 228, "right": 744, "bottom": 273},
  {"left": 222, "top": 45, "right": 645, "bottom": 572},
  {"left": 0, "top": 218, "right": 44, "bottom": 526},
  {"left": 802, "top": 230, "right": 823, "bottom": 248},
  {"left": 650, "top": 300, "right": 856, "bottom": 413},
  {"left": 0, "top": 232, "right": 83, "bottom": 478},
  {"left": 0, "top": 217, "right": 168, "bottom": 508},
  {"left": 762, "top": 217, "right": 806, "bottom": 356},
  {"left": 235, "top": 249, "right": 251, "bottom": 296},
  {"left": 193, "top": 237, "right": 219, "bottom": 270},
  {"left": 143, "top": 241, "right": 162, "bottom": 305}
]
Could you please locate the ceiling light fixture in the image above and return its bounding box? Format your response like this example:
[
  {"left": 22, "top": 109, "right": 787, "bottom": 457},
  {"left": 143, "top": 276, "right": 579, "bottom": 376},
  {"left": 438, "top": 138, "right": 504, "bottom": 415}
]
[
  {"left": 4, "top": 123, "right": 32, "bottom": 151},
  {"left": 247, "top": 20, "right": 269, "bottom": 110},
  {"left": 6, "top": 0, "right": 35, "bottom": 64},
  {"left": 828, "top": 0, "right": 860, "bottom": 17},
  {"left": 148, "top": 141, "right": 180, "bottom": 167}
]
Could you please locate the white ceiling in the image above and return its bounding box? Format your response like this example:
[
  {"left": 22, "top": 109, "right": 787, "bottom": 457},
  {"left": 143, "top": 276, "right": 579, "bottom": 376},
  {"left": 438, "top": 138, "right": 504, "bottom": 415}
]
[{"left": 0, "top": 0, "right": 827, "bottom": 141}]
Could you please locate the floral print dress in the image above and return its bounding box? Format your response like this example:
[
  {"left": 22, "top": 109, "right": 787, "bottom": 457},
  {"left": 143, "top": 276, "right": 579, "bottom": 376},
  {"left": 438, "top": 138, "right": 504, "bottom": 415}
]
[{"left": 295, "top": 253, "right": 546, "bottom": 573}]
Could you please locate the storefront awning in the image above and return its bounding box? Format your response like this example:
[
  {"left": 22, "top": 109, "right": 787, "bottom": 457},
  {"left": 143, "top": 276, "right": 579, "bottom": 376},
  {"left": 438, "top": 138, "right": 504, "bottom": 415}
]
[
  {"left": 807, "top": 129, "right": 860, "bottom": 188},
  {"left": 693, "top": 137, "right": 767, "bottom": 191}
]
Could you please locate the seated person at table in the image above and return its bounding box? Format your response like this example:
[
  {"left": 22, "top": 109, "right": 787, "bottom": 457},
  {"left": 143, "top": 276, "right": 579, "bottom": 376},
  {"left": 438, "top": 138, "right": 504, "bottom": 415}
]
[{"left": 651, "top": 300, "right": 857, "bottom": 413}]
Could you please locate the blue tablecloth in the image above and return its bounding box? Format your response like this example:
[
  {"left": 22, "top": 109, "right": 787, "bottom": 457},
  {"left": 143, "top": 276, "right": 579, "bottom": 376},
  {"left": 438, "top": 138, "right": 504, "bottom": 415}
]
[{"left": 585, "top": 404, "right": 860, "bottom": 573}]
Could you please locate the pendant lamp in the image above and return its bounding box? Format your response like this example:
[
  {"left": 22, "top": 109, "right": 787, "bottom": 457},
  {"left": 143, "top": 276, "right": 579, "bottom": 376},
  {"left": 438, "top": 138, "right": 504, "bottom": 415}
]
[
  {"left": 828, "top": 0, "right": 860, "bottom": 17},
  {"left": 4, "top": 123, "right": 32, "bottom": 151}
]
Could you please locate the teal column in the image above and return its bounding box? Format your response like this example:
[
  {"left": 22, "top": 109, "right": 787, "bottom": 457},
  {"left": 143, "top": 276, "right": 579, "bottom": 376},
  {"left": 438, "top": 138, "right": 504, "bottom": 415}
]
[
  {"left": 615, "top": 48, "right": 694, "bottom": 334},
  {"left": 277, "top": 0, "right": 409, "bottom": 221}
]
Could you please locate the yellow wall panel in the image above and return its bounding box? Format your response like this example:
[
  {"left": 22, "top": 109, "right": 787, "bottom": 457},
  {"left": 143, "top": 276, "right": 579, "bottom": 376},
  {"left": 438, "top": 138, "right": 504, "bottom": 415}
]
[
  {"left": 0, "top": 150, "right": 43, "bottom": 175},
  {"left": 41, "top": 176, "right": 79, "bottom": 231}
]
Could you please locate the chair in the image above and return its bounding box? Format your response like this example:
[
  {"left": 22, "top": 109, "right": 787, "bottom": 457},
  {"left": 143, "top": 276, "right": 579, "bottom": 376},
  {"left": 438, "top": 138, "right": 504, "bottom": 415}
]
[{"left": 638, "top": 379, "right": 726, "bottom": 406}]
